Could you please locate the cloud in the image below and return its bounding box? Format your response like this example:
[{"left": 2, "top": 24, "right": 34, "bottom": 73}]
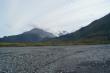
[
  {"left": 33, "top": 0, "right": 110, "bottom": 34},
  {"left": 0, "top": 0, "right": 110, "bottom": 37}
]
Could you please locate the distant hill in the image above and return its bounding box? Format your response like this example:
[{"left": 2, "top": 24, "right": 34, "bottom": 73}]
[
  {"left": 51, "top": 13, "right": 110, "bottom": 44},
  {"left": 0, "top": 28, "right": 55, "bottom": 42},
  {"left": 0, "top": 13, "right": 110, "bottom": 44}
]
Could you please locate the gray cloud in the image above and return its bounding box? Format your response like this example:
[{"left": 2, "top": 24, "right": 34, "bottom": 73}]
[{"left": 0, "top": 0, "right": 110, "bottom": 37}]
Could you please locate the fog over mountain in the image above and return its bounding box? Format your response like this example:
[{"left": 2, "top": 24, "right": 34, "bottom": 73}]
[
  {"left": 0, "top": 0, "right": 110, "bottom": 37},
  {"left": 53, "top": 13, "right": 110, "bottom": 43},
  {"left": 0, "top": 28, "right": 55, "bottom": 42}
]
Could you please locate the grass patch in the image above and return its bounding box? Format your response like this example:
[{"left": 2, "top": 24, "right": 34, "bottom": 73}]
[{"left": 0, "top": 39, "right": 110, "bottom": 47}]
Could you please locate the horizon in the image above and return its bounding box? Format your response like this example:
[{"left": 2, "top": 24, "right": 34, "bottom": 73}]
[{"left": 0, "top": 0, "right": 110, "bottom": 37}]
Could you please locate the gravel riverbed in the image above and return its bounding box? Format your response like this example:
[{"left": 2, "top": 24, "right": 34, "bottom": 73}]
[{"left": 0, "top": 45, "right": 110, "bottom": 73}]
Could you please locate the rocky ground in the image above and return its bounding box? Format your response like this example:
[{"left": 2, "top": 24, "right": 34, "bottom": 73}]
[{"left": 0, "top": 45, "right": 110, "bottom": 73}]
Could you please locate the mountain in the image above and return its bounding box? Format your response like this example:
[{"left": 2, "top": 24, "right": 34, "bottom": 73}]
[
  {"left": 58, "top": 31, "right": 69, "bottom": 36},
  {"left": 0, "top": 13, "right": 110, "bottom": 44},
  {"left": 0, "top": 28, "right": 55, "bottom": 42},
  {"left": 52, "top": 13, "right": 110, "bottom": 44}
]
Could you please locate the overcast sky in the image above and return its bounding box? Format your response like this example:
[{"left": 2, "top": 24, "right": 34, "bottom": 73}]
[{"left": 0, "top": 0, "right": 110, "bottom": 37}]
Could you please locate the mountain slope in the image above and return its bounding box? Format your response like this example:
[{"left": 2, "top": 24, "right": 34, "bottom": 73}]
[
  {"left": 0, "top": 28, "right": 55, "bottom": 42},
  {"left": 54, "top": 13, "right": 110, "bottom": 43}
]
